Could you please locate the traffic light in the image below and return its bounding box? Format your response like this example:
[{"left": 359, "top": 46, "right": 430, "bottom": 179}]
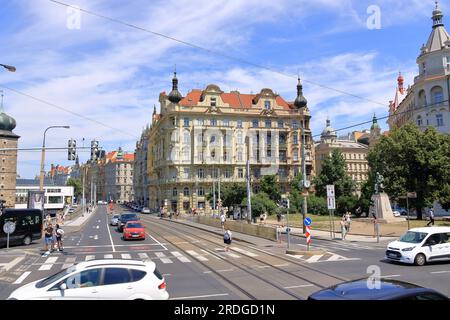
[
  {"left": 68, "top": 139, "right": 76, "bottom": 160},
  {"left": 91, "top": 140, "right": 99, "bottom": 161},
  {"left": 281, "top": 198, "right": 290, "bottom": 209}
]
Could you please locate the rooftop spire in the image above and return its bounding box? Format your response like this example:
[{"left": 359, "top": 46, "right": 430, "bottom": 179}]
[
  {"left": 294, "top": 77, "right": 307, "bottom": 108},
  {"left": 168, "top": 70, "right": 183, "bottom": 103},
  {"left": 432, "top": 0, "right": 444, "bottom": 28},
  {"left": 153, "top": 104, "right": 156, "bottom": 116}
]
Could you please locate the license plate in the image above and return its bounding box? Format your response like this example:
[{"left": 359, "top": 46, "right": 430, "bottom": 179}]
[
  {"left": 132, "top": 235, "right": 139, "bottom": 237},
  {"left": 388, "top": 253, "right": 397, "bottom": 257}
]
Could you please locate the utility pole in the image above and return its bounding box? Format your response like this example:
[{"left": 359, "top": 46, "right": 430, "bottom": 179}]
[
  {"left": 82, "top": 165, "right": 86, "bottom": 217},
  {"left": 246, "top": 136, "right": 252, "bottom": 224},
  {"left": 301, "top": 122, "right": 308, "bottom": 234}
]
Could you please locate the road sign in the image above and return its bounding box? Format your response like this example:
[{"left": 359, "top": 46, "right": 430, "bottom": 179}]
[
  {"left": 327, "top": 196, "right": 336, "bottom": 210},
  {"left": 407, "top": 192, "right": 417, "bottom": 198},
  {"left": 326, "top": 185, "right": 335, "bottom": 197},
  {"left": 306, "top": 225, "right": 312, "bottom": 249},
  {"left": 304, "top": 217, "right": 312, "bottom": 226},
  {"left": 304, "top": 180, "right": 311, "bottom": 188},
  {"left": 3, "top": 221, "right": 15, "bottom": 234}
]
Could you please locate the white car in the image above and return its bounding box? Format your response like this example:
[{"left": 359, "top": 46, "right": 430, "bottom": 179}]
[
  {"left": 393, "top": 210, "right": 401, "bottom": 217},
  {"left": 386, "top": 227, "right": 450, "bottom": 266},
  {"left": 141, "top": 207, "right": 150, "bottom": 214},
  {"left": 110, "top": 214, "right": 120, "bottom": 226},
  {"left": 8, "top": 259, "right": 169, "bottom": 300}
]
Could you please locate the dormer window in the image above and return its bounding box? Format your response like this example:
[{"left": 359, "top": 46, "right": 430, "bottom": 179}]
[
  {"left": 211, "top": 97, "right": 217, "bottom": 107},
  {"left": 264, "top": 100, "right": 271, "bottom": 110},
  {"left": 422, "top": 62, "right": 426, "bottom": 74}
]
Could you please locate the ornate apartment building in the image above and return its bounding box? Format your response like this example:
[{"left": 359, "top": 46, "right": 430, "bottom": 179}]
[
  {"left": 388, "top": 3, "right": 450, "bottom": 133},
  {"left": 147, "top": 73, "right": 315, "bottom": 213},
  {"left": 133, "top": 127, "right": 150, "bottom": 207},
  {"left": 104, "top": 148, "right": 134, "bottom": 204}
]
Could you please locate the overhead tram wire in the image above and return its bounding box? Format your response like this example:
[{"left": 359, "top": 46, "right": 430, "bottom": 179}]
[
  {"left": 0, "top": 85, "right": 139, "bottom": 139},
  {"left": 48, "top": 0, "right": 387, "bottom": 108}
]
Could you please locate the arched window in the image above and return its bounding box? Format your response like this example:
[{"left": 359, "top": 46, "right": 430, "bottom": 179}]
[
  {"left": 183, "top": 187, "right": 190, "bottom": 196},
  {"left": 431, "top": 86, "right": 444, "bottom": 104},
  {"left": 417, "top": 115, "right": 423, "bottom": 126},
  {"left": 237, "top": 131, "right": 243, "bottom": 144},
  {"left": 182, "top": 147, "right": 190, "bottom": 161},
  {"left": 197, "top": 187, "right": 204, "bottom": 196},
  {"left": 418, "top": 90, "right": 427, "bottom": 107},
  {"left": 172, "top": 188, "right": 177, "bottom": 197},
  {"left": 183, "top": 131, "right": 191, "bottom": 145}
]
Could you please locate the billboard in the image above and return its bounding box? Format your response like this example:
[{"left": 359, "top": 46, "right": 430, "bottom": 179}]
[{"left": 28, "top": 190, "right": 45, "bottom": 211}]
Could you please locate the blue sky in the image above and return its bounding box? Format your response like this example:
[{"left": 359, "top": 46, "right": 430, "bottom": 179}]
[{"left": 0, "top": 0, "right": 443, "bottom": 178}]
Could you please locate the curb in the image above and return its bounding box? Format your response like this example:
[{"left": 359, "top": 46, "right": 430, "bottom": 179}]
[
  {"left": 62, "top": 206, "right": 99, "bottom": 235},
  {"left": 286, "top": 249, "right": 325, "bottom": 256}
]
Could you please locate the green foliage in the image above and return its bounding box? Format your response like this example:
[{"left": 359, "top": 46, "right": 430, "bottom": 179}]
[
  {"left": 337, "top": 195, "right": 359, "bottom": 215},
  {"left": 313, "top": 149, "right": 356, "bottom": 213},
  {"left": 242, "top": 192, "right": 278, "bottom": 216},
  {"left": 288, "top": 173, "right": 304, "bottom": 214},
  {"left": 66, "top": 178, "right": 82, "bottom": 198},
  {"left": 368, "top": 123, "right": 450, "bottom": 218},
  {"left": 307, "top": 195, "right": 328, "bottom": 216},
  {"left": 259, "top": 175, "right": 281, "bottom": 202}
]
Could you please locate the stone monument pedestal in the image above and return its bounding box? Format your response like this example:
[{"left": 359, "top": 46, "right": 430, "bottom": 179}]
[{"left": 371, "top": 193, "right": 406, "bottom": 223}]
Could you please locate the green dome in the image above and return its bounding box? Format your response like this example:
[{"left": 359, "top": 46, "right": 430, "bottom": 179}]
[
  {"left": 0, "top": 112, "right": 16, "bottom": 132},
  {"left": 371, "top": 114, "right": 380, "bottom": 131}
]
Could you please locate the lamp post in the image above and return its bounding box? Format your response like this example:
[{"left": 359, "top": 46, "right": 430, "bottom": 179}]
[
  {"left": 0, "top": 64, "right": 16, "bottom": 72},
  {"left": 39, "top": 126, "right": 70, "bottom": 191}
]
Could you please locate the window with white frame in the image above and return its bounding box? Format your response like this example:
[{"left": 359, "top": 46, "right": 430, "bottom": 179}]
[
  {"left": 197, "top": 187, "right": 205, "bottom": 196},
  {"left": 293, "top": 150, "right": 299, "bottom": 161},
  {"left": 197, "top": 118, "right": 204, "bottom": 126},
  {"left": 210, "top": 97, "right": 217, "bottom": 107},
  {"left": 436, "top": 114, "right": 444, "bottom": 126},
  {"left": 210, "top": 119, "right": 217, "bottom": 126},
  {"left": 197, "top": 168, "right": 205, "bottom": 179},
  {"left": 252, "top": 119, "right": 258, "bottom": 128},
  {"left": 264, "top": 100, "right": 271, "bottom": 110},
  {"left": 237, "top": 131, "right": 243, "bottom": 144},
  {"left": 278, "top": 120, "right": 283, "bottom": 128},
  {"left": 237, "top": 120, "right": 243, "bottom": 128},
  {"left": 184, "top": 118, "right": 190, "bottom": 127},
  {"left": 293, "top": 133, "right": 298, "bottom": 144},
  {"left": 292, "top": 120, "right": 299, "bottom": 129},
  {"left": 238, "top": 168, "right": 244, "bottom": 179},
  {"left": 265, "top": 120, "right": 271, "bottom": 128},
  {"left": 223, "top": 119, "right": 229, "bottom": 127},
  {"left": 237, "top": 150, "right": 243, "bottom": 161},
  {"left": 172, "top": 188, "right": 177, "bottom": 197},
  {"left": 225, "top": 168, "right": 232, "bottom": 178},
  {"left": 183, "top": 187, "right": 190, "bottom": 196}
]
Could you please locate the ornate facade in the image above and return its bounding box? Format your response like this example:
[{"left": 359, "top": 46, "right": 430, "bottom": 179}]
[{"left": 147, "top": 73, "right": 315, "bottom": 213}]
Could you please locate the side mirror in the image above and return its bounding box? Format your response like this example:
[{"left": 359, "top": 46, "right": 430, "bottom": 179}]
[{"left": 60, "top": 283, "right": 67, "bottom": 291}]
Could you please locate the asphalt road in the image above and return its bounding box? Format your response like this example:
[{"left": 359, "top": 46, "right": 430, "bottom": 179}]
[{"left": 0, "top": 205, "right": 449, "bottom": 299}]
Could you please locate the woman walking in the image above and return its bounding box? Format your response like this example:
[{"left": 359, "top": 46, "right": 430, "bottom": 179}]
[
  {"left": 55, "top": 224, "right": 65, "bottom": 252},
  {"left": 340, "top": 216, "right": 347, "bottom": 240},
  {"left": 224, "top": 229, "right": 232, "bottom": 252}
]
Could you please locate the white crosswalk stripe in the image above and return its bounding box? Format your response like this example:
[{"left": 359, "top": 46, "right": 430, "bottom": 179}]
[
  {"left": 171, "top": 251, "right": 191, "bottom": 263},
  {"left": 232, "top": 247, "right": 258, "bottom": 257},
  {"left": 305, "top": 255, "right": 324, "bottom": 263},
  {"left": 138, "top": 253, "right": 149, "bottom": 259},
  {"left": 85, "top": 255, "right": 95, "bottom": 261},
  {"left": 39, "top": 257, "right": 58, "bottom": 271},
  {"left": 201, "top": 249, "right": 221, "bottom": 260},
  {"left": 186, "top": 250, "right": 208, "bottom": 261},
  {"left": 121, "top": 254, "right": 132, "bottom": 259},
  {"left": 13, "top": 272, "right": 31, "bottom": 284},
  {"left": 104, "top": 254, "right": 113, "bottom": 259},
  {"left": 155, "top": 252, "right": 173, "bottom": 264}
]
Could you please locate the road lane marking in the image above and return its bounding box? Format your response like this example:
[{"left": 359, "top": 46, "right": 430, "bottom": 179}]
[
  {"left": 232, "top": 247, "right": 258, "bottom": 257},
  {"left": 201, "top": 249, "right": 221, "bottom": 260},
  {"left": 121, "top": 254, "right": 132, "bottom": 259},
  {"left": 138, "top": 253, "right": 149, "bottom": 259},
  {"left": 305, "top": 255, "right": 324, "bottom": 263},
  {"left": 327, "top": 254, "right": 348, "bottom": 261},
  {"left": 215, "top": 248, "right": 240, "bottom": 258},
  {"left": 63, "top": 243, "right": 166, "bottom": 249},
  {"left": 155, "top": 252, "right": 173, "bottom": 264},
  {"left": 13, "top": 272, "right": 31, "bottom": 284},
  {"left": 2, "top": 257, "right": 25, "bottom": 272},
  {"left": 256, "top": 265, "right": 271, "bottom": 269},
  {"left": 287, "top": 254, "right": 303, "bottom": 259},
  {"left": 381, "top": 274, "right": 401, "bottom": 278},
  {"left": 39, "top": 257, "right": 58, "bottom": 271},
  {"left": 105, "top": 211, "right": 116, "bottom": 253},
  {"left": 431, "top": 271, "right": 450, "bottom": 274},
  {"left": 216, "top": 268, "right": 234, "bottom": 272},
  {"left": 170, "top": 293, "right": 229, "bottom": 300},
  {"left": 274, "top": 264, "right": 290, "bottom": 267},
  {"left": 146, "top": 233, "right": 167, "bottom": 250},
  {"left": 104, "top": 254, "right": 113, "bottom": 259},
  {"left": 171, "top": 251, "right": 191, "bottom": 263},
  {"left": 284, "top": 284, "right": 315, "bottom": 289},
  {"left": 85, "top": 255, "right": 95, "bottom": 261},
  {"left": 186, "top": 250, "right": 208, "bottom": 261}
]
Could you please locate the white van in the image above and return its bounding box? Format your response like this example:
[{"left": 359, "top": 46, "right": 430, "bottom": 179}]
[{"left": 386, "top": 227, "right": 450, "bottom": 266}]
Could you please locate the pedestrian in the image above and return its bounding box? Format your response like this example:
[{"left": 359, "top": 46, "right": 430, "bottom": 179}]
[
  {"left": 345, "top": 211, "right": 352, "bottom": 233},
  {"left": 427, "top": 208, "right": 435, "bottom": 227},
  {"left": 277, "top": 212, "right": 281, "bottom": 224},
  {"left": 340, "top": 217, "right": 347, "bottom": 240},
  {"left": 43, "top": 224, "right": 54, "bottom": 253},
  {"left": 223, "top": 229, "right": 232, "bottom": 252},
  {"left": 220, "top": 212, "right": 226, "bottom": 230},
  {"left": 55, "top": 224, "right": 64, "bottom": 252},
  {"left": 373, "top": 217, "right": 379, "bottom": 238}
]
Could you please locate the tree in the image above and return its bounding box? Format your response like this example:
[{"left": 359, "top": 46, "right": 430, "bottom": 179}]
[
  {"left": 367, "top": 123, "right": 450, "bottom": 219},
  {"left": 288, "top": 173, "right": 304, "bottom": 214},
  {"left": 313, "top": 149, "right": 356, "bottom": 206},
  {"left": 259, "top": 175, "right": 282, "bottom": 202},
  {"left": 307, "top": 195, "right": 328, "bottom": 215},
  {"left": 242, "top": 192, "right": 277, "bottom": 216},
  {"left": 66, "top": 178, "right": 82, "bottom": 199}
]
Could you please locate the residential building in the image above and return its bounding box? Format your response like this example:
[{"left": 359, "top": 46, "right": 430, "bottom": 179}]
[
  {"left": 315, "top": 119, "right": 369, "bottom": 193},
  {"left": 133, "top": 126, "right": 150, "bottom": 206},
  {"left": 104, "top": 148, "right": 134, "bottom": 204},
  {"left": 388, "top": 3, "right": 450, "bottom": 133},
  {"left": 147, "top": 73, "right": 314, "bottom": 213},
  {"left": 0, "top": 93, "right": 19, "bottom": 208}
]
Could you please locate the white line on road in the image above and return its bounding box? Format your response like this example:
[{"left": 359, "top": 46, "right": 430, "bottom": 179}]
[
  {"left": 305, "top": 255, "right": 324, "bottom": 263},
  {"left": 121, "top": 254, "right": 132, "bottom": 259},
  {"left": 256, "top": 265, "right": 271, "bottom": 269},
  {"left": 216, "top": 268, "right": 234, "bottom": 272},
  {"left": 94, "top": 235, "right": 98, "bottom": 240},
  {"left": 201, "top": 249, "right": 221, "bottom": 260},
  {"left": 203, "top": 271, "right": 212, "bottom": 274},
  {"left": 138, "top": 253, "right": 149, "bottom": 259},
  {"left": 274, "top": 264, "right": 290, "bottom": 267},
  {"left": 63, "top": 243, "right": 166, "bottom": 249},
  {"left": 105, "top": 211, "right": 116, "bottom": 253},
  {"left": 85, "top": 255, "right": 95, "bottom": 261},
  {"left": 2, "top": 257, "right": 25, "bottom": 272},
  {"left": 232, "top": 247, "right": 258, "bottom": 257},
  {"left": 38, "top": 257, "right": 58, "bottom": 271},
  {"left": 431, "top": 271, "right": 450, "bottom": 274},
  {"left": 284, "top": 284, "right": 315, "bottom": 289},
  {"left": 146, "top": 233, "right": 167, "bottom": 250},
  {"left": 171, "top": 251, "right": 191, "bottom": 263},
  {"left": 104, "top": 254, "right": 113, "bottom": 259},
  {"left": 186, "top": 250, "right": 208, "bottom": 261},
  {"left": 170, "top": 293, "right": 229, "bottom": 300},
  {"left": 381, "top": 274, "right": 401, "bottom": 278},
  {"left": 13, "top": 272, "right": 31, "bottom": 284},
  {"left": 155, "top": 252, "right": 173, "bottom": 264}
]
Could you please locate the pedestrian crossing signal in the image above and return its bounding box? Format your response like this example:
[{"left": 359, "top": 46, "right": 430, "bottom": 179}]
[{"left": 68, "top": 139, "right": 76, "bottom": 160}]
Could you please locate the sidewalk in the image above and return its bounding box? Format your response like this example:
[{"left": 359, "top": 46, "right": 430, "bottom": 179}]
[{"left": 61, "top": 205, "right": 98, "bottom": 234}]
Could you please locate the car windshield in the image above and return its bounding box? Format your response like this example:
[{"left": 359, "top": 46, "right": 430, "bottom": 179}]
[
  {"left": 35, "top": 265, "right": 77, "bottom": 288},
  {"left": 122, "top": 215, "right": 138, "bottom": 221},
  {"left": 126, "top": 223, "right": 143, "bottom": 228},
  {"left": 113, "top": 215, "right": 120, "bottom": 219},
  {"left": 399, "top": 231, "right": 428, "bottom": 244}
]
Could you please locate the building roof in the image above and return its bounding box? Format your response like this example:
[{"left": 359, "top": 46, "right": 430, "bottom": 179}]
[
  {"left": 105, "top": 150, "right": 134, "bottom": 163},
  {"left": 423, "top": 2, "right": 450, "bottom": 54}
]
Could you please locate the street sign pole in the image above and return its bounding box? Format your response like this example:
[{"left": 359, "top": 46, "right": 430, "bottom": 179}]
[
  {"left": 328, "top": 209, "right": 333, "bottom": 239},
  {"left": 6, "top": 232, "right": 9, "bottom": 252},
  {"left": 406, "top": 196, "right": 410, "bottom": 230}
]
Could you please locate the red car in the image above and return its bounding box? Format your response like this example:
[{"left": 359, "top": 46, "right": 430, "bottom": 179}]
[{"left": 122, "top": 221, "right": 146, "bottom": 240}]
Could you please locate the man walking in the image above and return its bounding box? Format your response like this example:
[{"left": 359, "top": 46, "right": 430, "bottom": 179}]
[
  {"left": 43, "top": 224, "right": 54, "bottom": 254},
  {"left": 340, "top": 216, "right": 347, "bottom": 240},
  {"left": 220, "top": 212, "right": 226, "bottom": 231},
  {"left": 427, "top": 208, "right": 435, "bottom": 227}
]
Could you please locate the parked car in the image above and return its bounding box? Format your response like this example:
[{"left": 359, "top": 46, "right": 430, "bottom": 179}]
[
  {"left": 7, "top": 259, "right": 169, "bottom": 300},
  {"left": 110, "top": 214, "right": 120, "bottom": 226},
  {"left": 386, "top": 227, "right": 450, "bottom": 266},
  {"left": 141, "top": 207, "right": 151, "bottom": 214},
  {"left": 122, "top": 221, "right": 146, "bottom": 240},
  {"left": 68, "top": 208, "right": 75, "bottom": 214},
  {"left": 308, "top": 278, "right": 448, "bottom": 300},
  {"left": 117, "top": 213, "right": 140, "bottom": 232},
  {"left": 393, "top": 211, "right": 401, "bottom": 217}
]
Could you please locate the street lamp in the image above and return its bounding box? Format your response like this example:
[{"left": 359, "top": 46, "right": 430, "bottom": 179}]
[
  {"left": 0, "top": 64, "right": 16, "bottom": 72},
  {"left": 39, "top": 126, "right": 70, "bottom": 191}
]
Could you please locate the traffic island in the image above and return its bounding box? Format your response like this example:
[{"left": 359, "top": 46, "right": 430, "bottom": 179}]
[{"left": 285, "top": 249, "right": 326, "bottom": 256}]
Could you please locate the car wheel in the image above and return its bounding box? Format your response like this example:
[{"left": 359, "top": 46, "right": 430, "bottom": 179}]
[
  {"left": 23, "top": 235, "right": 32, "bottom": 246},
  {"left": 414, "top": 253, "right": 426, "bottom": 266}
]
